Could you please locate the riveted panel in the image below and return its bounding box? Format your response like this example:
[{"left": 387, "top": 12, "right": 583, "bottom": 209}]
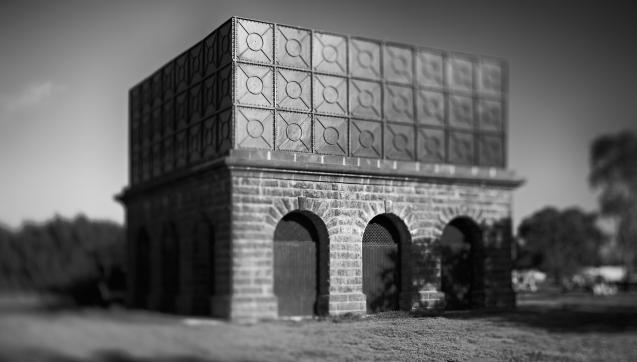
[
  {"left": 162, "top": 100, "right": 174, "bottom": 136},
  {"left": 190, "top": 42, "right": 204, "bottom": 83},
  {"left": 385, "top": 123, "right": 415, "bottom": 161},
  {"left": 479, "top": 134, "right": 504, "bottom": 167},
  {"left": 151, "top": 71, "right": 162, "bottom": 108},
  {"left": 383, "top": 45, "right": 413, "bottom": 85},
  {"left": 275, "top": 25, "right": 311, "bottom": 69},
  {"left": 236, "top": 19, "right": 274, "bottom": 64},
  {"left": 448, "top": 95, "right": 474, "bottom": 130},
  {"left": 175, "top": 92, "right": 188, "bottom": 130},
  {"left": 350, "top": 79, "right": 382, "bottom": 120},
  {"left": 188, "top": 123, "right": 202, "bottom": 163},
  {"left": 350, "top": 38, "right": 381, "bottom": 80},
  {"left": 416, "top": 49, "right": 444, "bottom": 89},
  {"left": 477, "top": 99, "right": 503, "bottom": 133},
  {"left": 162, "top": 135, "right": 174, "bottom": 173},
  {"left": 217, "top": 109, "right": 232, "bottom": 153},
  {"left": 478, "top": 60, "right": 503, "bottom": 96},
  {"left": 175, "top": 53, "right": 188, "bottom": 93},
  {"left": 416, "top": 89, "right": 445, "bottom": 126},
  {"left": 203, "top": 75, "right": 217, "bottom": 117},
  {"left": 151, "top": 108, "right": 162, "bottom": 143},
  {"left": 202, "top": 116, "right": 216, "bottom": 158},
  {"left": 313, "top": 74, "right": 347, "bottom": 115},
  {"left": 235, "top": 63, "right": 274, "bottom": 108},
  {"left": 276, "top": 69, "right": 311, "bottom": 111},
  {"left": 217, "top": 65, "right": 233, "bottom": 110},
  {"left": 162, "top": 62, "right": 174, "bottom": 100},
  {"left": 313, "top": 32, "right": 347, "bottom": 75},
  {"left": 449, "top": 131, "right": 474, "bottom": 165},
  {"left": 203, "top": 31, "right": 217, "bottom": 76},
  {"left": 314, "top": 115, "right": 347, "bottom": 155},
  {"left": 175, "top": 130, "right": 188, "bottom": 167},
  {"left": 235, "top": 107, "right": 274, "bottom": 150},
  {"left": 217, "top": 20, "right": 233, "bottom": 67},
  {"left": 141, "top": 80, "right": 151, "bottom": 114},
  {"left": 189, "top": 83, "right": 203, "bottom": 123},
  {"left": 350, "top": 119, "right": 382, "bottom": 158},
  {"left": 417, "top": 127, "right": 446, "bottom": 162},
  {"left": 447, "top": 55, "right": 473, "bottom": 93},
  {"left": 384, "top": 84, "right": 414, "bottom": 123},
  {"left": 276, "top": 111, "right": 312, "bottom": 152}
]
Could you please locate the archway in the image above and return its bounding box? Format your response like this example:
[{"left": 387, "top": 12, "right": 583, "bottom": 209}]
[
  {"left": 134, "top": 228, "right": 151, "bottom": 308},
  {"left": 273, "top": 211, "right": 328, "bottom": 316},
  {"left": 440, "top": 217, "right": 484, "bottom": 309},
  {"left": 160, "top": 223, "right": 179, "bottom": 312},
  {"left": 362, "top": 214, "right": 410, "bottom": 313}
]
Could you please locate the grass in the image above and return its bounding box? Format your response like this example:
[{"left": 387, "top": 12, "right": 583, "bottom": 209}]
[{"left": 0, "top": 292, "right": 636, "bottom": 361}]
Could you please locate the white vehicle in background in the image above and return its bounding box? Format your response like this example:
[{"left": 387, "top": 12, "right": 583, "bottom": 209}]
[
  {"left": 512, "top": 269, "right": 547, "bottom": 292},
  {"left": 572, "top": 266, "right": 626, "bottom": 295}
]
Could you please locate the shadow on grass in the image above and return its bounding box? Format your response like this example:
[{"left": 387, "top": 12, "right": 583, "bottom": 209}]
[
  {"left": 442, "top": 292, "right": 637, "bottom": 333},
  {"left": 0, "top": 348, "right": 242, "bottom": 362}
]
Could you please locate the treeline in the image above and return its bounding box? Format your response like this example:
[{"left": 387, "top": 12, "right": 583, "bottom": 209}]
[{"left": 0, "top": 215, "right": 124, "bottom": 293}]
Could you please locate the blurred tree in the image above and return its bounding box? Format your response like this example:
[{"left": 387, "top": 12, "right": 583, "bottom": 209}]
[
  {"left": 590, "top": 130, "right": 637, "bottom": 270},
  {"left": 517, "top": 207, "right": 605, "bottom": 283}
]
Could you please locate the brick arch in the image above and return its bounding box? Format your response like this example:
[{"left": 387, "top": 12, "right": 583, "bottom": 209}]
[
  {"left": 434, "top": 205, "right": 486, "bottom": 238},
  {"left": 263, "top": 198, "right": 331, "bottom": 236}
]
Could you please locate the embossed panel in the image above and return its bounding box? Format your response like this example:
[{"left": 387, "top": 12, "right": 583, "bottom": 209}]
[
  {"left": 383, "top": 45, "right": 413, "bottom": 85},
  {"left": 314, "top": 115, "right": 347, "bottom": 155},
  {"left": 152, "top": 142, "right": 161, "bottom": 177},
  {"left": 217, "top": 65, "right": 233, "bottom": 110},
  {"left": 175, "top": 130, "right": 188, "bottom": 167},
  {"left": 217, "top": 110, "right": 232, "bottom": 153},
  {"left": 276, "top": 69, "right": 311, "bottom": 111},
  {"left": 449, "top": 131, "right": 474, "bottom": 165},
  {"left": 350, "top": 38, "right": 381, "bottom": 80},
  {"left": 447, "top": 55, "right": 473, "bottom": 92},
  {"left": 275, "top": 25, "right": 311, "bottom": 69},
  {"left": 203, "top": 31, "right": 217, "bottom": 76},
  {"left": 151, "top": 71, "right": 162, "bottom": 108},
  {"left": 203, "top": 75, "right": 217, "bottom": 117},
  {"left": 236, "top": 19, "right": 274, "bottom": 64},
  {"left": 176, "top": 53, "right": 188, "bottom": 93},
  {"left": 151, "top": 108, "right": 162, "bottom": 142},
  {"left": 203, "top": 116, "right": 216, "bottom": 157},
  {"left": 141, "top": 112, "right": 151, "bottom": 146},
  {"left": 313, "top": 32, "right": 347, "bottom": 75},
  {"left": 416, "top": 90, "right": 445, "bottom": 126},
  {"left": 235, "top": 107, "right": 274, "bottom": 150},
  {"left": 162, "top": 100, "right": 174, "bottom": 135},
  {"left": 448, "top": 95, "right": 474, "bottom": 130},
  {"left": 141, "top": 80, "right": 151, "bottom": 114},
  {"left": 276, "top": 111, "right": 311, "bottom": 152},
  {"left": 384, "top": 123, "right": 414, "bottom": 161},
  {"left": 417, "top": 127, "right": 446, "bottom": 162},
  {"left": 313, "top": 74, "right": 347, "bottom": 115},
  {"left": 189, "top": 83, "right": 203, "bottom": 123},
  {"left": 350, "top": 80, "right": 382, "bottom": 120},
  {"left": 478, "top": 60, "right": 503, "bottom": 96},
  {"left": 384, "top": 84, "right": 414, "bottom": 123},
  {"left": 350, "top": 119, "right": 382, "bottom": 158},
  {"left": 479, "top": 134, "right": 504, "bottom": 167},
  {"left": 217, "top": 20, "right": 233, "bottom": 67},
  {"left": 190, "top": 43, "right": 204, "bottom": 83},
  {"left": 235, "top": 63, "right": 274, "bottom": 107},
  {"left": 188, "top": 123, "right": 202, "bottom": 162},
  {"left": 175, "top": 92, "right": 188, "bottom": 130},
  {"left": 478, "top": 99, "right": 503, "bottom": 133},
  {"left": 416, "top": 49, "right": 443, "bottom": 89},
  {"left": 162, "top": 63, "right": 174, "bottom": 100},
  {"left": 162, "top": 135, "right": 174, "bottom": 172}
]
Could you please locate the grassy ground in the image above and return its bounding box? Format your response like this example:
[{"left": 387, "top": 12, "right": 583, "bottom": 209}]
[{"left": 0, "top": 292, "right": 636, "bottom": 361}]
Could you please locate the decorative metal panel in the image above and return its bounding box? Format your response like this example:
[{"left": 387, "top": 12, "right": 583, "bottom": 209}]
[
  {"left": 190, "top": 42, "right": 204, "bottom": 83},
  {"left": 175, "top": 130, "right": 187, "bottom": 167},
  {"left": 313, "top": 74, "right": 347, "bottom": 115},
  {"left": 203, "top": 31, "right": 217, "bottom": 76},
  {"left": 385, "top": 123, "right": 415, "bottom": 161},
  {"left": 217, "top": 20, "right": 233, "bottom": 67},
  {"left": 235, "top": 63, "right": 274, "bottom": 107},
  {"left": 189, "top": 123, "right": 202, "bottom": 162},
  {"left": 384, "top": 84, "right": 413, "bottom": 123},
  {"left": 314, "top": 115, "right": 347, "bottom": 155},
  {"left": 276, "top": 69, "right": 311, "bottom": 111},
  {"left": 151, "top": 108, "right": 161, "bottom": 142},
  {"left": 350, "top": 79, "right": 382, "bottom": 120},
  {"left": 350, "top": 119, "right": 382, "bottom": 158},
  {"left": 479, "top": 134, "right": 504, "bottom": 166},
  {"left": 203, "top": 116, "right": 216, "bottom": 157},
  {"left": 152, "top": 142, "right": 161, "bottom": 177},
  {"left": 162, "top": 100, "right": 174, "bottom": 135},
  {"left": 151, "top": 71, "right": 162, "bottom": 108},
  {"left": 275, "top": 25, "right": 311, "bottom": 69},
  {"left": 350, "top": 38, "right": 381, "bottom": 80},
  {"left": 383, "top": 44, "right": 413, "bottom": 85},
  {"left": 416, "top": 49, "right": 444, "bottom": 89},
  {"left": 162, "top": 63, "right": 174, "bottom": 100},
  {"left": 448, "top": 95, "right": 474, "bottom": 130},
  {"left": 235, "top": 107, "right": 274, "bottom": 150},
  {"left": 417, "top": 127, "right": 446, "bottom": 162},
  {"left": 175, "top": 92, "right": 187, "bottom": 130},
  {"left": 163, "top": 135, "right": 174, "bottom": 172},
  {"left": 447, "top": 55, "right": 473, "bottom": 93},
  {"left": 478, "top": 60, "right": 503, "bottom": 96},
  {"left": 203, "top": 75, "right": 216, "bottom": 117},
  {"left": 189, "top": 83, "right": 203, "bottom": 123},
  {"left": 175, "top": 53, "right": 188, "bottom": 93},
  {"left": 236, "top": 19, "right": 274, "bottom": 64},
  {"left": 478, "top": 99, "right": 503, "bottom": 132},
  {"left": 313, "top": 32, "right": 347, "bottom": 75},
  {"left": 416, "top": 89, "right": 445, "bottom": 126},
  {"left": 217, "top": 109, "right": 232, "bottom": 153},
  {"left": 276, "top": 111, "right": 311, "bottom": 152},
  {"left": 449, "top": 131, "right": 474, "bottom": 165},
  {"left": 217, "top": 65, "right": 233, "bottom": 110}
]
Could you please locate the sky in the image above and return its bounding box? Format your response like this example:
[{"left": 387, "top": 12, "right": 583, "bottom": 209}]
[{"left": 0, "top": 0, "right": 636, "bottom": 229}]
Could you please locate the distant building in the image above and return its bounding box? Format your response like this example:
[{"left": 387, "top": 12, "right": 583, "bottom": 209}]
[{"left": 117, "top": 17, "right": 524, "bottom": 321}]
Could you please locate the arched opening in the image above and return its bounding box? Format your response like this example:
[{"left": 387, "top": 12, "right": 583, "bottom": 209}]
[
  {"left": 273, "top": 211, "right": 329, "bottom": 317},
  {"left": 362, "top": 214, "right": 410, "bottom": 313},
  {"left": 134, "top": 228, "right": 151, "bottom": 308},
  {"left": 160, "top": 223, "right": 179, "bottom": 312},
  {"left": 191, "top": 219, "right": 214, "bottom": 315},
  {"left": 440, "top": 217, "right": 484, "bottom": 310}
]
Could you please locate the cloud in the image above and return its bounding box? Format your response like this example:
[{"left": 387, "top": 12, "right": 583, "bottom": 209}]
[{"left": 1, "top": 82, "right": 65, "bottom": 112}]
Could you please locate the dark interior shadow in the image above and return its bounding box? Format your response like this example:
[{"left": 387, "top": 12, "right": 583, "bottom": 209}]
[{"left": 368, "top": 249, "right": 399, "bottom": 313}]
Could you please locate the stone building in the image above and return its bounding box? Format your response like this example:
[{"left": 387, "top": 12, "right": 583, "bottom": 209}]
[{"left": 117, "top": 17, "right": 524, "bottom": 321}]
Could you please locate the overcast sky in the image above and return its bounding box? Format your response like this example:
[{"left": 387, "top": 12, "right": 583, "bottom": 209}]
[{"left": 1, "top": 0, "right": 636, "bottom": 228}]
